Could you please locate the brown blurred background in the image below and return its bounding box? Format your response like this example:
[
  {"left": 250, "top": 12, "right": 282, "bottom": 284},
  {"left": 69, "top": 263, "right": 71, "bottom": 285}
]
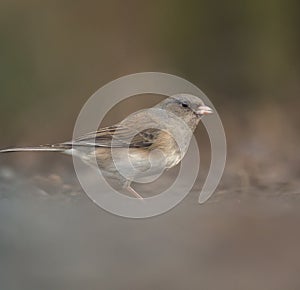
[{"left": 0, "top": 1, "right": 300, "bottom": 290}]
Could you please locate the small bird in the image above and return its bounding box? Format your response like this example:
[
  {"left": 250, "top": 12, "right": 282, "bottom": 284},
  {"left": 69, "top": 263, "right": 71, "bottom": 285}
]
[{"left": 0, "top": 94, "right": 213, "bottom": 199}]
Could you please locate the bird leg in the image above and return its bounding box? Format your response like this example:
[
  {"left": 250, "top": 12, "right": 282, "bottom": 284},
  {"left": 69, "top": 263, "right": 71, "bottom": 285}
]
[
  {"left": 127, "top": 186, "right": 144, "bottom": 200},
  {"left": 123, "top": 181, "right": 144, "bottom": 199}
]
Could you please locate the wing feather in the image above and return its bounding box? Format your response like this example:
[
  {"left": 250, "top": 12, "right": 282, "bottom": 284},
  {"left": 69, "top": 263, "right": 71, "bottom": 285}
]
[{"left": 68, "top": 124, "right": 161, "bottom": 148}]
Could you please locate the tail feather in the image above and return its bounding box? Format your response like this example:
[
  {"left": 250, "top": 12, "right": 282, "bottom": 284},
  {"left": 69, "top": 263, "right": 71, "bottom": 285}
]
[{"left": 0, "top": 144, "right": 71, "bottom": 153}]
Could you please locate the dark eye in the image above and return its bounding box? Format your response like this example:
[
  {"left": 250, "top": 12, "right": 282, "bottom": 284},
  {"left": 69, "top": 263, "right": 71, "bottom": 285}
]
[{"left": 181, "top": 102, "right": 188, "bottom": 108}]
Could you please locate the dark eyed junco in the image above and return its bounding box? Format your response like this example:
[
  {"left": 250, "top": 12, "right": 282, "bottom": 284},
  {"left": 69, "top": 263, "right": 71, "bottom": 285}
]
[{"left": 0, "top": 94, "right": 213, "bottom": 199}]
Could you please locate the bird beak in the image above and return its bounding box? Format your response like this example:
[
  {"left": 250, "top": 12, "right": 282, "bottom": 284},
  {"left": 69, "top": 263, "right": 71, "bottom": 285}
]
[{"left": 196, "top": 105, "right": 213, "bottom": 115}]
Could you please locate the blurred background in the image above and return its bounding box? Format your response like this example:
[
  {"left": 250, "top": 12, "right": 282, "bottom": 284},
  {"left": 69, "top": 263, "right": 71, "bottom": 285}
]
[{"left": 0, "top": 1, "right": 300, "bottom": 290}]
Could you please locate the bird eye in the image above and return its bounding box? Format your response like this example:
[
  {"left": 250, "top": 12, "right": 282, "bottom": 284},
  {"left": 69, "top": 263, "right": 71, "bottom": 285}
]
[{"left": 181, "top": 102, "right": 188, "bottom": 108}]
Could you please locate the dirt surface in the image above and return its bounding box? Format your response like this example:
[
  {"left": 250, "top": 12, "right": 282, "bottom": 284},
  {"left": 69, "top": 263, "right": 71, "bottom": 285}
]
[{"left": 1, "top": 160, "right": 299, "bottom": 290}]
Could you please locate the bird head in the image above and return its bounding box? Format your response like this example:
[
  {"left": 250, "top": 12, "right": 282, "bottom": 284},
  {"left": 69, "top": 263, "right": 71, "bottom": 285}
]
[{"left": 157, "top": 94, "right": 213, "bottom": 130}]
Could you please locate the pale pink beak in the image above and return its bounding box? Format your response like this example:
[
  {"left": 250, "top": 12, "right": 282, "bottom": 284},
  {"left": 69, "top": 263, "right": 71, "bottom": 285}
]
[{"left": 196, "top": 105, "right": 213, "bottom": 115}]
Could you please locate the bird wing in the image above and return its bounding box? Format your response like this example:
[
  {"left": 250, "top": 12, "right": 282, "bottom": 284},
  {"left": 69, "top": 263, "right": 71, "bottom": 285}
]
[{"left": 69, "top": 124, "right": 161, "bottom": 148}]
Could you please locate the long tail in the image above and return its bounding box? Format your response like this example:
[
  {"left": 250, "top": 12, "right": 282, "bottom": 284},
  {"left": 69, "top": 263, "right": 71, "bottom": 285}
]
[{"left": 0, "top": 144, "right": 72, "bottom": 153}]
